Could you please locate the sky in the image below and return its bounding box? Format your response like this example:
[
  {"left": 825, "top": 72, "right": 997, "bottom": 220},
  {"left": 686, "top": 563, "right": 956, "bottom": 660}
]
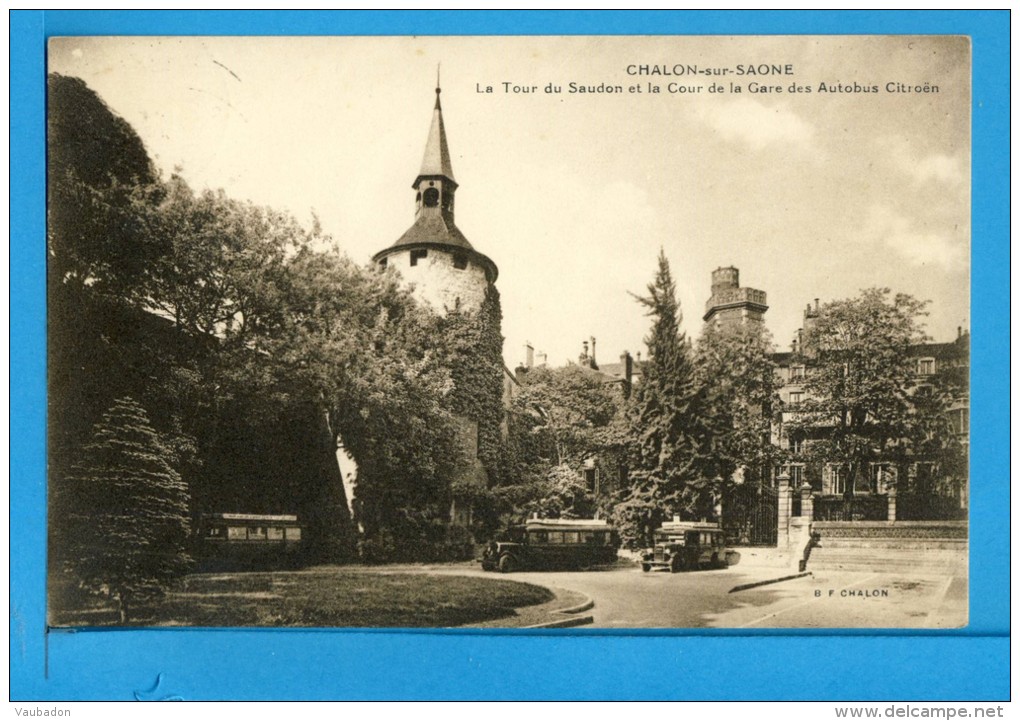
[{"left": 49, "top": 36, "right": 971, "bottom": 369}]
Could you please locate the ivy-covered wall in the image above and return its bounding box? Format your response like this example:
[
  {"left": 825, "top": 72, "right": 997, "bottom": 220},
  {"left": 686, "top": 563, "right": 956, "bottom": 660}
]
[{"left": 434, "top": 285, "right": 510, "bottom": 536}]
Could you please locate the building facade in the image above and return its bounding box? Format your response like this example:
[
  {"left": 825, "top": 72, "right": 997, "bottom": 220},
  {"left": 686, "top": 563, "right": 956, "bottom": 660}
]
[
  {"left": 770, "top": 304, "right": 969, "bottom": 521},
  {"left": 698, "top": 267, "right": 968, "bottom": 523}
]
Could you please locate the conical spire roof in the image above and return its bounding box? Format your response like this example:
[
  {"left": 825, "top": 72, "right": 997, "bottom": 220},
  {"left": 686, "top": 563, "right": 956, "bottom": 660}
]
[
  {"left": 373, "top": 78, "right": 498, "bottom": 283},
  {"left": 417, "top": 85, "right": 456, "bottom": 184}
]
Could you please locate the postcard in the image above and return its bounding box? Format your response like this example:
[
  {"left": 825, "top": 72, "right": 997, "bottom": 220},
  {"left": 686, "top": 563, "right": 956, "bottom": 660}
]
[{"left": 42, "top": 34, "right": 974, "bottom": 635}]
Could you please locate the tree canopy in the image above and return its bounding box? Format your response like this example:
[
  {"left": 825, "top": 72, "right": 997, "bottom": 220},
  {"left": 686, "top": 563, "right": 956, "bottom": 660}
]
[
  {"left": 696, "top": 320, "right": 782, "bottom": 485},
  {"left": 790, "top": 288, "right": 934, "bottom": 498},
  {"left": 47, "top": 74, "right": 470, "bottom": 565},
  {"left": 499, "top": 364, "right": 626, "bottom": 522}
]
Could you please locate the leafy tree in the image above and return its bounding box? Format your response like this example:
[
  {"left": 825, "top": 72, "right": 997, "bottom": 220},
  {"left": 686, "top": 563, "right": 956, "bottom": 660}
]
[
  {"left": 495, "top": 364, "right": 625, "bottom": 523},
  {"left": 696, "top": 321, "right": 783, "bottom": 488},
  {"left": 615, "top": 251, "right": 724, "bottom": 547},
  {"left": 54, "top": 397, "right": 191, "bottom": 622},
  {"left": 255, "top": 246, "right": 461, "bottom": 560},
  {"left": 45, "top": 74, "right": 489, "bottom": 566},
  {"left": 514, "top": 364, "right": 622, "bottom": 467},
  {"left": 789, "top": 288, "right": 931, "bottom": 503}
]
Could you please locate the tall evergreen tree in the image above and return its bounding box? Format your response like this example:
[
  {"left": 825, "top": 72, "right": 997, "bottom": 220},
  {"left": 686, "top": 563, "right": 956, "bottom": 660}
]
[
  {"left": 54, "top": 397, "right": 191, "bottom": 622},
  {"left": 615, "top": 251, "right": 721, "bottom": 547}
]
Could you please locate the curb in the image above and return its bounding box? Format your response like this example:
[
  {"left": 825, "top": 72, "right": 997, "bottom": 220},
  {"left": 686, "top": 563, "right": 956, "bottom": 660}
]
[
  {"left": 524, "top": 615, "right": 594, "bottom": 629},
  {"left": 556, "top": 596, "right": 595, "bottom": 615},
  {"left": 729, "top": 571, "right": 812, "bottom": 593},
  {"left": 522, "top": 590, "right": 596, "bottom": 628}
]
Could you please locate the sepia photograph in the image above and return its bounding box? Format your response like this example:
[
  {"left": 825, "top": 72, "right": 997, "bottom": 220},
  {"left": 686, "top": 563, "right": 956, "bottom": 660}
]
[{"left": 45, "top": 35, "right": 970, "bottom": 631}]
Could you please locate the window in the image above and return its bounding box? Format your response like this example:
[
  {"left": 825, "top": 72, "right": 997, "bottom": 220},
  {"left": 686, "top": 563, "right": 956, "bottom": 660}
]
[
  {"left": 530, "top": 531, "right": 548, "bottom": 544},
  {"left": 227, "top": 526, "right": 246, "bottom": 540},
  {"left": 453, "top": 253, "right": 468, "bottom": 270},
  {"left": 410, "top": 249, "right": 428, "bottom": 266},
  {"left": 790, "top": 437, "right": 804, "bottom": 455},
  {"left": 952, "top": 408, "right": 969, "bottom": 435},
  {"left": 267, "top": 527, "right": 284, "bottom": 540},
  {"left": 790, "top": 365, "right": 806, "bottom": 380},
  {"left": 547, "top": 532, "right": 564, "bottom": 544},
  {"left": 379, "top": 257, "right": 388, "bottom": 269},
  {"left": 284, "top": 527, "right": 301, "bottom": 541},
  {"left": 563, "top": 531, "right": 580, "bottom": 544},
  {"left": 831, "top": 466, "right": 846, "bottom": 495},
  {"left": 789, "top": 464, "right": 804, "bottom": 486},
  {"left": 422, "top": 187, "right": 440, "bottom": 208},
  {"left": 917, "top": 358, "right": 935, "bottom": 375},
  {"left": 914, "top": 462, "right": 935, "bottom": 484},
  {"left": 870, "top": 463, "right": 893, "bottom": 493},
  {"left": 248, "top": 526, "right": 266, "bottom": 540},
  {"left": 789, "top": 392, "right": 803, "bottom": 404}
]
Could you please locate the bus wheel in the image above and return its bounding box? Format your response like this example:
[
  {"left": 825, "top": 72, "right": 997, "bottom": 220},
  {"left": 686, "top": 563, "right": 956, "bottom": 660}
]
[
  {"left": 641, "top": 563, "right": 651, "bottom": 573},
  {"left": 498, "top": 555, "right": 517, "bottom": 573},
  {"left": 669, "top": 556, "right": 686, "bottom": 573},
  {"left": 712, "top": 553, "right": 726, "bottom": 569}
]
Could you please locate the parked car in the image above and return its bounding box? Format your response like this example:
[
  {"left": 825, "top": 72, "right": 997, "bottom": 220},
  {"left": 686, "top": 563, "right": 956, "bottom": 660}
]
[
  {"left": 640, "top": 521, "right": 731, "bottom": 573},
  {"left": 481, "top": 518, "right": 619, "bottom": 572}
]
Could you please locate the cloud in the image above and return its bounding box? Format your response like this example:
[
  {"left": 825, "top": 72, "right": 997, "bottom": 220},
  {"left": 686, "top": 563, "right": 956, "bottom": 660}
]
[
  {"left": 694, "top": 98, "right": 816, "bottom": 153},
  {"left": 910, "top": 153, "right": 967, "bottom": 185},
  {"left": 878, "top": 136, "right": 967, "bottom": 187},
  {"left": 864, "top": 205, "right": 968, "bottom": 271}
]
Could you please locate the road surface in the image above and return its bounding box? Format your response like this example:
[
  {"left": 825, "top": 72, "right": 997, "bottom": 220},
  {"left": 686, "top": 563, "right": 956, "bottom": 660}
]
[{"left": 426, "top": 561, "right": 967, "bottom": 628}]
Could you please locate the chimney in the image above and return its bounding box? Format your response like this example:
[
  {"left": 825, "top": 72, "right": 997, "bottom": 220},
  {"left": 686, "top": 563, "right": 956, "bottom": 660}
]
[
  {"left": 957, "top": 326, "right": 962, "bottom": 339},
  {"left": 525, "top": 341, "right": 534, "bottom": 369},
  {"left": 814, "top": 298, "right": 820, "bottom": 311},
  {"left": 621, "top": 351, "right": 634, "bottom": 398},
  {"left": 590, "top": 336, "right": 597, "bottom": 364},
  {"left": 537, "top": 351, "right": 547, "bottom": 367}
]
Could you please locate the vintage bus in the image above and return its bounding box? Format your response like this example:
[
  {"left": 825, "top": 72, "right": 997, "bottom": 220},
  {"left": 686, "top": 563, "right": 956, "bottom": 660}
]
[
  {"left": 192, "top": 513, "right": 304, "bottom": 570},
  {"left": 481, "top": 518, "right": 620, "bottom": 572},
  {"left": 640, "top": 520, "right": 732, "bottom": 573}
]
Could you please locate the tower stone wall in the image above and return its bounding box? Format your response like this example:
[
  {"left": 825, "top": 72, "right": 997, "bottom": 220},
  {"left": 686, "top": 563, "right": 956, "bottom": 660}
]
[{"left": 384, "top": 247, "right": 489, "bottom": 313}]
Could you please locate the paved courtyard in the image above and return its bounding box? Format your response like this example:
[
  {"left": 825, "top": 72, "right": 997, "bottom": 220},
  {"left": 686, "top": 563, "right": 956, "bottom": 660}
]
[{"left": 417, "top": 559, "right": 967, "bottom": 629}]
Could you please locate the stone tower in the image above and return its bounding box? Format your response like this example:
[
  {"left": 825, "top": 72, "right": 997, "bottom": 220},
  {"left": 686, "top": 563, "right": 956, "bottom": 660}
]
[
  {"left": 371, "top": 80, "right": 498, "bottom": 313},
  {"left": 703, "top": 266, "right": 768, "bottom": 328}
]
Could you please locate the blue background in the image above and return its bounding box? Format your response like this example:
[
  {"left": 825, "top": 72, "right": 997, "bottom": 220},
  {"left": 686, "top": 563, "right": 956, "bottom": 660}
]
[{"left": 11, "top": 11, "right": 1009, "bottom": 701}]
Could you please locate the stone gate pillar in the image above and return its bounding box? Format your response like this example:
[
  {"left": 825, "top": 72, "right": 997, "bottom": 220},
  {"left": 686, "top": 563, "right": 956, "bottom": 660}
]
[
  {"left": 800, "top": 482, "right": 814, "bottom": 521},
  {"left": 887, "top": 485, "right": 897, "bottom": 522},
  {"left": 777, "top": 472, "right": 792, "bottom": 545}
]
